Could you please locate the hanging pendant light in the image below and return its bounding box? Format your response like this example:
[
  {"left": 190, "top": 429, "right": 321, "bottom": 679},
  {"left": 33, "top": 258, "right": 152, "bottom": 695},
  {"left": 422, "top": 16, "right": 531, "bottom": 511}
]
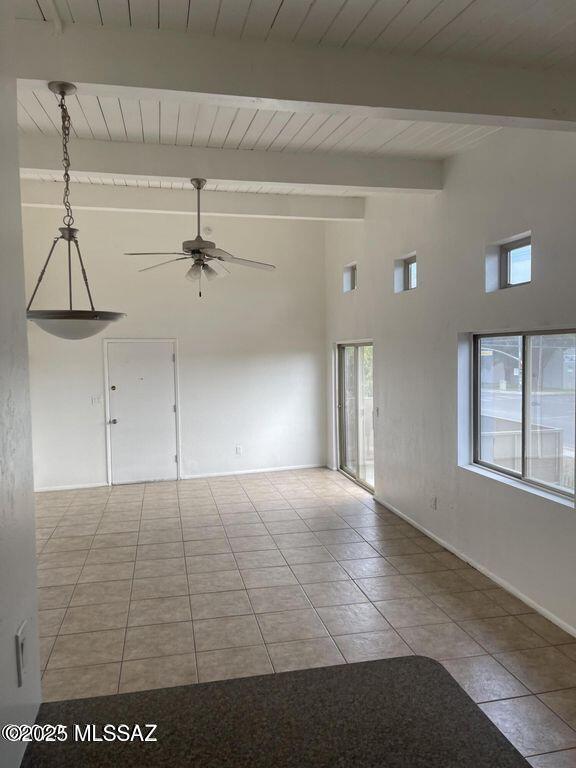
[{"left": 26, "top": 81, "right": 125, "bottom": 340}]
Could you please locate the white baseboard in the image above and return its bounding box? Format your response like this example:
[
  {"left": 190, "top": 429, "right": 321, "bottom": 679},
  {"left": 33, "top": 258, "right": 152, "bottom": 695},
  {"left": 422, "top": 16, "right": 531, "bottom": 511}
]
[
  {"left": 180, "top": 463, "right": 325, "bottom": 480},
  {"left": 35, "top": 481, "right": 110, "bottom": 492},
  {"left": 375, "top": 494, "right": 576, "bottom": 641},
  {"left": 36, "top": 465, "right": 327, "bottom": 491}
]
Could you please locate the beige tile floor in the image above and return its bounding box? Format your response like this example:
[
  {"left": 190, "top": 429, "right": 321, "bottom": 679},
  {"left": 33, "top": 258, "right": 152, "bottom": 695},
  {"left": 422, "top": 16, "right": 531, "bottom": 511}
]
[{"left": 35, "top": 468, "right": 576, "bottom": 766}]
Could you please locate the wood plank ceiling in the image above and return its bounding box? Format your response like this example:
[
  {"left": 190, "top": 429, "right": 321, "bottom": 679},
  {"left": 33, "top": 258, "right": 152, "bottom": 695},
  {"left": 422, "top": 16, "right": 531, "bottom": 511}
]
[
  {"left": 16, "top": 0, "right": 576, "bottom": 71},
  {"left": 18, "top": 87, "right": 501, "bottom": 159}
]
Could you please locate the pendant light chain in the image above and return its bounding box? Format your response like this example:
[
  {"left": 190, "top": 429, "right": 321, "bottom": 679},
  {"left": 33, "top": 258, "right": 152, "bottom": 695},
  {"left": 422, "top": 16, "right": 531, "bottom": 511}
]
[{"left": 57, "top": 92, "right": 75, "bottom": 229}]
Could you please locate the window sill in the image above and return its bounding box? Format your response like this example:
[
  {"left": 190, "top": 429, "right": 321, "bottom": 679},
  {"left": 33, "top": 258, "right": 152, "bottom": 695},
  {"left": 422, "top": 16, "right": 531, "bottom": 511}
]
[{"left": 460, "top": 463, "right": 575, "bottom": 509}]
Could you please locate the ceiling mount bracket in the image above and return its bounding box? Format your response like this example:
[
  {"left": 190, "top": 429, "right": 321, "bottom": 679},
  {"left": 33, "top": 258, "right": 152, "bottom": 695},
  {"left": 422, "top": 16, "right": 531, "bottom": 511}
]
[{"left": 48, "top": 81, "right": 77, "bottom": 97}]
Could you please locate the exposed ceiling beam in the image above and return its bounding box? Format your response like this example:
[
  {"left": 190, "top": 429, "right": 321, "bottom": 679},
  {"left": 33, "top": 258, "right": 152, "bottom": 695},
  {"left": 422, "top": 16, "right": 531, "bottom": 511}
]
[
  {"left": 45, "top": 0, "right": 63, "bottom": 35},
  {"left": 20, "top": 180, "right": 365, "bottom": 222},
  {"left": 19, "top": 135, "right": 444, "bottom": 193},
  {"left": 16, "top": 20, "right": 576, "bottom": 130}
]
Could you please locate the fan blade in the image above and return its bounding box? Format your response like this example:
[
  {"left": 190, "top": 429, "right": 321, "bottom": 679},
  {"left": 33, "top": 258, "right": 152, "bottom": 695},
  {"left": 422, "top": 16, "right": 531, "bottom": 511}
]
[
  {"left": 203, "top": 263, "right": 227, "bottom": 281},
  {"left": 204, "top": 248, "right": 275, "bottom": 271},
  {"left": 138, "top": 257, "right": 190, "bottom": 272},
  {"left": 210, "top": 260, "right": 230, "bottom": 276},
  {"left": 126, "top": 252, "right": 187, "bottom": 256}
]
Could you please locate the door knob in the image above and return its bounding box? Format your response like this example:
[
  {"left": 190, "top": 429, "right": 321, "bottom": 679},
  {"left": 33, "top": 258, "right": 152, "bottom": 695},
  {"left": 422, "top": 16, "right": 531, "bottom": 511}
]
[{"left": 110, "top": 418, "right": 118, "bottom": 425}]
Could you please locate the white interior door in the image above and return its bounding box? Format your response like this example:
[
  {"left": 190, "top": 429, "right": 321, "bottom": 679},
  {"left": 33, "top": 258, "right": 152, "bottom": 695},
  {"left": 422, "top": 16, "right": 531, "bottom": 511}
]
[{"left": 107, "top": 340, "right": 178, "bottom": 484}]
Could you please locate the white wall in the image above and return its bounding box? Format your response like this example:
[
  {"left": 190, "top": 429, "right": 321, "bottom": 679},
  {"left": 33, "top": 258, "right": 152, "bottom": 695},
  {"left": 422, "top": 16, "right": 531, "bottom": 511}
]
[
  {"left": 23, "top": 207, "right": 327, "bottom": 488},
  {"left": 0, "top": 4, "right": 41, "bottom": 766},
  {"left": 326, "top": 128, "right": 576, "bottom": 633}
]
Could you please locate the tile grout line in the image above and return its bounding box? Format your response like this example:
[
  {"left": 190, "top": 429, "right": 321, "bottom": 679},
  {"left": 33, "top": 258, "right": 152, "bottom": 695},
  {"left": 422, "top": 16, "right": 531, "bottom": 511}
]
[
  {"left": 115, "top": 486, "right": 145, "bottom": 694},
  {"left": 179, "top": 481, "right": 207, "bottom": 684},
  {"left": 228, "top": 489, "right": 278, "bottom": 676}
]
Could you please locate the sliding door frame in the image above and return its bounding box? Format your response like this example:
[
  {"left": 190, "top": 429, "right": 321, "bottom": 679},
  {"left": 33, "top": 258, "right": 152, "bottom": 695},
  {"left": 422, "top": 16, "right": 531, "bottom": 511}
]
[{"left": 336, "top": 340, "right": 374, "bottom": 492}]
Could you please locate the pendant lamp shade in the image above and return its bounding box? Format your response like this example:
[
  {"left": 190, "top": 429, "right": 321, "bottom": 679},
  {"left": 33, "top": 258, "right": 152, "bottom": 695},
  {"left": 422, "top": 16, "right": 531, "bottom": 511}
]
[
  {"left": 26, "top": 82, "right": 125, "bottom": 340},
  {"left": 27, "top": 311, "right": 124, "bottom": 340}
]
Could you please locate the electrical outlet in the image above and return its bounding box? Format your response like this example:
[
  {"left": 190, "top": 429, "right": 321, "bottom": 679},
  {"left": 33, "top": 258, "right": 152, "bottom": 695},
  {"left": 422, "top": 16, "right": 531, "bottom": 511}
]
[
  {"left": 235, "top": 445, "right": 242, "bottom": 456},
  {"left": 430, "top": 496, "right": 438, "bottom": 511},
  {"left": 15, "top": 620, "right": 27, "bottom": 687}
]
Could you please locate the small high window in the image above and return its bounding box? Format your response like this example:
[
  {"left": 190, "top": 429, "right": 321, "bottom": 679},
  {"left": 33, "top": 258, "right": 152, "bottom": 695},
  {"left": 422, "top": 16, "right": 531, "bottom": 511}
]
[
  {"left": 404, "top": 256, "right": 417, "bottom": 290},
  {"left": 343, "top": 264, "right": 357, "bottom": 293},
  {"left": 394, "top": 253, "right": 417, "bottom": 293},
  {"left": 500, "top": 237, "right": 531, "bottom": 288}
]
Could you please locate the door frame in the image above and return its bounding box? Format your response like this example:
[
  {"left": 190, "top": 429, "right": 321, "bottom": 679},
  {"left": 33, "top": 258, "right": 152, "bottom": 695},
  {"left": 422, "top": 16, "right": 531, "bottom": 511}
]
[
  {"left": 103, "top": 338, "right": 182, "bottom": 485},
  {"left": 334, "top": 340, "right": 374, "bottom": 492}
]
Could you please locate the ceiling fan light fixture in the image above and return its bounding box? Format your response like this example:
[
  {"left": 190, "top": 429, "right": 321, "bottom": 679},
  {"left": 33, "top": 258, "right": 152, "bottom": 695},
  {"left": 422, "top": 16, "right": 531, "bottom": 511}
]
[
  {"left": 185, "top": 263, "right": 203, "bottom": 281},
  {"left": 26, "top": 81, "right": 125, "bottom": 340},
  {"left": 203, "top": 263, "right": 220, "bottom": 281}
]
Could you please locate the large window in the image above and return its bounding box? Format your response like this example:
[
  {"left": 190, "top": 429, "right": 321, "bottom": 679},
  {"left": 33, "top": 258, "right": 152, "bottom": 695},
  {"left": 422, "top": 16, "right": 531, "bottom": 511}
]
[{"left": 474, "top": 331, "right": 575, "bottom": 497}]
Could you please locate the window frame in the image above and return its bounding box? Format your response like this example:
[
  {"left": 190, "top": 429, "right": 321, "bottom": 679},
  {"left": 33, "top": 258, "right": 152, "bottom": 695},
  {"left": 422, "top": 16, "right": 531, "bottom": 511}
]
[
  {"left": 404, "top": 255, "right": 417, "bottom": 291},
  {"left": 499, "top": 236, "right": 531, "bottom": 289},
  {"left": 472, "top": 329, "right": 575, "bottom": 500},
  {"left": 343, "top": 263, "right": 357, "bottom": 294}
]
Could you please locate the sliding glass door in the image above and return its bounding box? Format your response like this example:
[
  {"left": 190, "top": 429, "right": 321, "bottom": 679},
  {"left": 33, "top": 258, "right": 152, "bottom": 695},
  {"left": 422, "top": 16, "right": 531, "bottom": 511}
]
[{"left": 338, "top": 343, "right": 374, "bottom": 490}]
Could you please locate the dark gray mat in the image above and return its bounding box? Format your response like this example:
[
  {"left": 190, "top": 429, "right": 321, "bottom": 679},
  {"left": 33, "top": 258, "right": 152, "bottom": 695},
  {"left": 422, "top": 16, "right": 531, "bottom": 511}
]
[{"left": 22, "top": 656, "right": 529, "bottom": 767}]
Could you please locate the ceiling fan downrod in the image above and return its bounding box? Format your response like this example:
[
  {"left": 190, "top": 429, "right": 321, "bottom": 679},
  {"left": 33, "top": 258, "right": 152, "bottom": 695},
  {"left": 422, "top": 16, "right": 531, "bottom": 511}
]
[{"left": 191, "top": 177, "right": 206, "bottom": 239}]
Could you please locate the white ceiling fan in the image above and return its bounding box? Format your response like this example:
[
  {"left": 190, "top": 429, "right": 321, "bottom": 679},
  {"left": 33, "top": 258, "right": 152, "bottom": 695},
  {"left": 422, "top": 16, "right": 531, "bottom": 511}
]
[{"left": 125, "top": 178, "right": 276, "bottom": 296}]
